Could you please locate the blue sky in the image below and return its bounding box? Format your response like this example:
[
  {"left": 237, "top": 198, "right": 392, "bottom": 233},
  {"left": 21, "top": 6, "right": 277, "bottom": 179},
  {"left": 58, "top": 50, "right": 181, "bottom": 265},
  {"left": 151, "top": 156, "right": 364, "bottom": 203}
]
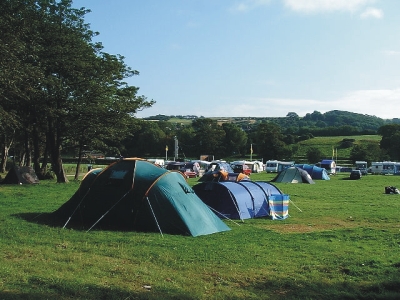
[{"left": 72, "top": 0, "right": 400, "bottom": 119}]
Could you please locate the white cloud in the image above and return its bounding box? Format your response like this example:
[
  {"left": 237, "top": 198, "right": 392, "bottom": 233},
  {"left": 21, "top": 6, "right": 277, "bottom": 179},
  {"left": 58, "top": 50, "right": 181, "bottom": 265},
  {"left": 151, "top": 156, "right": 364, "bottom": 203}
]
[
  {"left": 190, "top": 88, "right": 400, "bottom": 119},
  {"left": 360, "top": 7, "right": 383, "bottom": 19},
  {"left": 283, "top": 0, "right": 375, "bottom": 13},
  {"left": 334, "top": 89, "right": 400, "bottom": 118},
  {"left": 383, "top": 50, "right": 400, "bottom": 56}
]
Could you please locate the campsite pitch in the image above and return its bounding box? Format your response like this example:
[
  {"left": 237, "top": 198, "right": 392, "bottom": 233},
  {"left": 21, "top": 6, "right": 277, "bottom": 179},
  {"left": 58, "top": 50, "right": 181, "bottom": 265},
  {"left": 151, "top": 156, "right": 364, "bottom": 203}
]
[{"left": 1, "top": 172, "right": 400, "bottom": 299}]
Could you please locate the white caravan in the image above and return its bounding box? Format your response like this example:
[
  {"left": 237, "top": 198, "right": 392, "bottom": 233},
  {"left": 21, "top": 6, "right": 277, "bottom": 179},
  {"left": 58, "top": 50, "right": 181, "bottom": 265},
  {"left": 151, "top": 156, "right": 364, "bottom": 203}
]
[{"left": 265, "top": 160, "right": 294, "bottom": 173}]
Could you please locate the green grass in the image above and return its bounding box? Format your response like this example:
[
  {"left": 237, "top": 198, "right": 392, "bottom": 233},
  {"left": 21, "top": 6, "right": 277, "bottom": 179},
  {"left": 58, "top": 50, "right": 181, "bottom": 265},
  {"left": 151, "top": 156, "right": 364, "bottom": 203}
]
[
  {"left": 0, "top": 137, "right": 396, "bottom": 299},
  {"left": 292, "top": 135, "right": 381, "bottom": 164},
  {"left": 1, "top": 171, "right": 400, "bottom": 299}
]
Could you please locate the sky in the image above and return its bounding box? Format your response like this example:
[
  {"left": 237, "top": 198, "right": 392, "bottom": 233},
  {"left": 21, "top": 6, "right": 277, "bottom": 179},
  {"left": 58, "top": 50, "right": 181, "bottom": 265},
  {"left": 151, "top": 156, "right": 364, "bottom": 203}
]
[{"left": 71, "top": 0, "right": 400, "bottom": 119}]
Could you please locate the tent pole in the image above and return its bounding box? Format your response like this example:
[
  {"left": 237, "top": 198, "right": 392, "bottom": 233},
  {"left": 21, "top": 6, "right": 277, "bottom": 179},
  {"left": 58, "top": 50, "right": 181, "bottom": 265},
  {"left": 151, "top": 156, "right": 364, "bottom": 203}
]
[
  {"left": 227, "top": 189, "right": 245, "bottom": 222},
  {"left": 207, "top": 205, "right": 241, "bottom": 226},
  {"left": 86, "top": 189, "right": 132, "bottom": 232},
  {"left": 146, "top": 196, "right": 164, "bottom": 237},
  {"left": 289, "top": 199, "right": 303, "bottom": 212},
  {"left": 63, "top": 187, "right": 91, "bottom": 229}
]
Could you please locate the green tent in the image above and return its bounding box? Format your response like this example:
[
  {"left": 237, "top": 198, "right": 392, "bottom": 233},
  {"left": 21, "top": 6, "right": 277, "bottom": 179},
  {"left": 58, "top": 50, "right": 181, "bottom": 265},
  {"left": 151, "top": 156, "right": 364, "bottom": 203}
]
[
  {"left": 53, "top": 158, "right": 230, "bottom": 236},
  {"left": 271, "top": 166, "right": 315, "bottom": 184}
]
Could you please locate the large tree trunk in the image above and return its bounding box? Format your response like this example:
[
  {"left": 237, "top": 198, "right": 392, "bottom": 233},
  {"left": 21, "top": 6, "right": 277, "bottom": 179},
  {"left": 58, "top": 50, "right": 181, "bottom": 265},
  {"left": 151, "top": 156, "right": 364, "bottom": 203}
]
[
  {"left": 0, "top": 133, "right": 13, "bottom": 173},
  {"left": 32, "top": 126, "right": 41, "bottom": 176},
  {"left": 40, "top": 140, "right": 50, "bottom": 179},
  {"left": 0, "top": 144, "right": 9, "bottom": 173},
  {"left": 24, "top": 130, "right": 32, "bottom": 167},
  {"left": 51, "top": 154, "right": 68, "bottom": 183},
  {"left": 74, "top": 143, "right": 84, "bottom": 180},
  {"left": 48, "top": 122, "right": 68, "bottom": 183}
]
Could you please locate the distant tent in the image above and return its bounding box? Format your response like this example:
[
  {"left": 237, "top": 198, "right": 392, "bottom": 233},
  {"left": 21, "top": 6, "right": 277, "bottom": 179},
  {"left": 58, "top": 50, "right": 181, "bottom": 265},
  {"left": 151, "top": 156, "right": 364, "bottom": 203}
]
[
  {"left": 320, "top": 159, "right": 336, "bottom": 174},
  {"left": 1, "top": 166, "right": 40, "bottom": 184},
  {"left": 52, "top": 159, "right": 230, "bottom": 237},
  {"left": 271, "top": 167, "right": 315, "bottom": 184},
  {"left": 193, "top": 181, "right": 289, "bottom": 220},
  {"left": 295, "top": 164, "right": 330, "bottom": 180}
]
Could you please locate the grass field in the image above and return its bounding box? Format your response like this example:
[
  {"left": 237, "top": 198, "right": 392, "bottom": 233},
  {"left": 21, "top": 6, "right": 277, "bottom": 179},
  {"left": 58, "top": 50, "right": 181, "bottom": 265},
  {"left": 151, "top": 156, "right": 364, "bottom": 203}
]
[
  {"left": 1, "top": 170, "right": 400, "bottom": 299},
  {"left": 292, "top": 135, "right": 381, "bottom": 165}
]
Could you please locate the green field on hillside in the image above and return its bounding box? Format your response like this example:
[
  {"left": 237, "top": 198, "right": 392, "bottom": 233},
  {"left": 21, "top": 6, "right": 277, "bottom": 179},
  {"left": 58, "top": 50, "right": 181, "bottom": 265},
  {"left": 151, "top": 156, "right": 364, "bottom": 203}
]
[
  {"left": 292, "top": 135, "right": 381, "bottom": 164},
  {"left": 1, "top": 170, "right": 400, "bottom": 299}
]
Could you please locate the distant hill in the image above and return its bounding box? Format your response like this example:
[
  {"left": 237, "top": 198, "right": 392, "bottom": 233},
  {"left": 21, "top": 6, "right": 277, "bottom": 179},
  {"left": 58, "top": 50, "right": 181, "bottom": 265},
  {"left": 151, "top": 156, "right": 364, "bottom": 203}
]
[{"left": 143, "top": 110, "right": 400, "bottom": 134}]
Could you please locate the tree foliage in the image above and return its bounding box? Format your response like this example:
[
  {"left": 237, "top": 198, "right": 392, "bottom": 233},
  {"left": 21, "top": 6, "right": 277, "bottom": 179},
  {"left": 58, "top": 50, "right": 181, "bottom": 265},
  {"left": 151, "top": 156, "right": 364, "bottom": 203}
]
[
  {"left": 0, "top": 0, "right": 153, "bottom": 181},
  {"left": 378, "top": 124, "right": 400, "bottom": 161}
]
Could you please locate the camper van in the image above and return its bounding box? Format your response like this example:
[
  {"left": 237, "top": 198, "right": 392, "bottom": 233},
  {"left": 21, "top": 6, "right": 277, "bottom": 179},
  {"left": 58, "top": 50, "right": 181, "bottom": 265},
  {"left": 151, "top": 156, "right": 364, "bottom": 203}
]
[
  {"left": 265, "top": 160, "right": 294, "bottom": 173},
  {"left": 245, "top": 161, "right": 264, "bottom": 173},
  {"left": 371, "top": 161, "right": 397, "bottom": 175},
  {"left": 382, "top": 161, "right": 396, "bottom": 174},
  {"left": 231, "top": 160, "right": 264, "bottom": 173},
  {"left": 370, "top": 162, "right": 383, "bottom": 174},
  {"left": 265, "top": 160, "right": 279, "bottom": 172}
]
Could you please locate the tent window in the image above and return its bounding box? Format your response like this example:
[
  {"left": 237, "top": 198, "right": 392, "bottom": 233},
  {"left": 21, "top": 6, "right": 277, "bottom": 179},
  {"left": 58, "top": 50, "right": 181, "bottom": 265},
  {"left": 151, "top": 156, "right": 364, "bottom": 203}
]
[{"left": 109, "top": 170, "right": 128, "bottom": 179}]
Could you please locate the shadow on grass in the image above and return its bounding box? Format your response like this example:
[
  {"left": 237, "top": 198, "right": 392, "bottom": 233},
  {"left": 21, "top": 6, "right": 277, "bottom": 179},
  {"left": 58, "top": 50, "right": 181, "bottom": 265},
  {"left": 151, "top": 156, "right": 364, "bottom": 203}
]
[
  {"left": 251, "top": 277, "right": 400, "bottom": 300},
  {"left": 2, "top": 273, "right": 400, "bottom": 300},
  {"left": 12, "top": 212, "right": 130, "bottom": 232},
  {"left": 0, "top": 281, "right": 197, "bottom": 300}
]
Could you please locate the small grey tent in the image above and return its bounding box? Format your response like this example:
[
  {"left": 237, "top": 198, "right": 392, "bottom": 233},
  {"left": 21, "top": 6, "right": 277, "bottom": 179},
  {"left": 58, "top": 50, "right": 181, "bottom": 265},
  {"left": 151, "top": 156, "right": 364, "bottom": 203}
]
[
  {"left": 271, "top": 166, "right": 315, "bottom": 184},
  {"left": 52, "top": 158, "right": 230, "bottom": 237},
  {"left": 193, "top": 181, "right": 289, "bottom": 220},
  {"left": 1, "top": 166, "right": 40, "bottom": 184}
]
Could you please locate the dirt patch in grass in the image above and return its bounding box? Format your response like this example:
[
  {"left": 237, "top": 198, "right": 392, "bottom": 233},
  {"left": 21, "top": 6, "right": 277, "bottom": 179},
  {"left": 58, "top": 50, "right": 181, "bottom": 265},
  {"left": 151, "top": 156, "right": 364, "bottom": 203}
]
[{"left": 258, "top": 217, "right": 362, "bottom": 233}]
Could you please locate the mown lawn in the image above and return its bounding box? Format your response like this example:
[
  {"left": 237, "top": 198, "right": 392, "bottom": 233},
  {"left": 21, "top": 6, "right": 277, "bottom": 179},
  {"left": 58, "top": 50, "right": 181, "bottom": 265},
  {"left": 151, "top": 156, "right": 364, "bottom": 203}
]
[{"left": 1, "top": 171, "right": 400, "bottom": 299}]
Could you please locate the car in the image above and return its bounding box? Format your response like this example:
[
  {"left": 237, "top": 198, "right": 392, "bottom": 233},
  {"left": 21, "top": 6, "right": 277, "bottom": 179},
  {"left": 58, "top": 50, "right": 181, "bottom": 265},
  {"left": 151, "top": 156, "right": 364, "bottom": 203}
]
[
  {"left": 349, "top": 170, "right": 362, "bottom": 180},
  {"left": 165, "top": 161, "right": 199, "bottom": 178},
  {"left": 207, "top": 161, "right": 234, "bottom": 173},
  {"left": 231, "top": 164, "right": 252, "bottom": 175}
]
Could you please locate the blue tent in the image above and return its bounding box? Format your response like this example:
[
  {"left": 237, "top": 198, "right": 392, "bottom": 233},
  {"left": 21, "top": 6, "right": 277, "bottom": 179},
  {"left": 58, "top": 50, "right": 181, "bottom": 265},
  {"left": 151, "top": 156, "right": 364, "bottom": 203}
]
[
  {"left": 192, "top": 181, "right": 289, "bottom": 220},
  {"left": 295, "top": 164, "right": 330, "bottom": 180}
]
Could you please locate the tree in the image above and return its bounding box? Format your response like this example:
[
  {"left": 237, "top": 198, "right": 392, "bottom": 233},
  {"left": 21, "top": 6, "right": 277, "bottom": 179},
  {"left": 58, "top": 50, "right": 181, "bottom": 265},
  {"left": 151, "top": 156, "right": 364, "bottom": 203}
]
[
  {"left": 286, "top": 112, "right": 299, "bottom": 119},
  {"left": 306, "top": 147, "right": 322, "bottom": 164},
  {"left": 378, "top": 124, "right": 400, "bottom": 161},
  {"left": 192, "top": 119, "right": 226, "bottom": 158},
  {"left": 124, "top": 121, "right": 166, "bottom": 157},
  {"left": 349, "top": 144, "right": 385, "bottom": 164},
  {"left": 0, "top": 0, "right": 154, "bottom": 182},
  {"left": 255, "top": 122, "right": 290, "bottom": 161},
  {"left": 0, "top": 0, "right": 44, "bottom": 172},
  {"left": 222, "top": 123, "right": 247, "bottom": 156}
]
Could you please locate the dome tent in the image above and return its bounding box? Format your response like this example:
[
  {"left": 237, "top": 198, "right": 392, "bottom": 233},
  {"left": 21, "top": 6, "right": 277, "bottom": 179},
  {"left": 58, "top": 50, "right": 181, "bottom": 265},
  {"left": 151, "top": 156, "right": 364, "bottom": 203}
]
[
  {"left": 52, "top": 158, "right": 230, "bottom": 237},
  {"left": 295, "top": 164, "right": 330, "bottom": 180},
  {"left": 193, "top": 181, "right": 289, "bottom": 220},
  {"left": 271, "top": 166, "right": 315, "bottom": 184},
  {"left": 1, "top": 165, "right": 40, "bottom": 184}
]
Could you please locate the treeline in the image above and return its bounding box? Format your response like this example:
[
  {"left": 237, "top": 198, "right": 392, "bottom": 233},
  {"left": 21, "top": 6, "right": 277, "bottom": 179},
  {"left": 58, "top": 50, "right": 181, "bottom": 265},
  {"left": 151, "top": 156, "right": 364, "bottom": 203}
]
[
  {"left": 146, "top": 110, "right": 399, "bottom": 136},
  {"left": 0, "top": 0, "right": 153, "bottom": 182},
  {"left": 114, "top": 118, "right": 400, "bottom": 166}
]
